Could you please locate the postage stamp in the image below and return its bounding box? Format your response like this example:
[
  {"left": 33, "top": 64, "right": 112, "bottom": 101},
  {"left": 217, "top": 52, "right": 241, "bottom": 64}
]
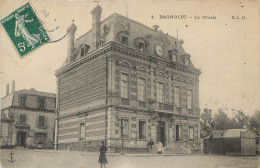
[{"left": 0, "top": 2, "right": 50, "bottom": 57}]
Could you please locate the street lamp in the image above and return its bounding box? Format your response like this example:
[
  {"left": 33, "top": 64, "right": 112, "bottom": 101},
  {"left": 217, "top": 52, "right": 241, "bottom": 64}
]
[{"left": 115, "top": 112, "right": 128, "bottom": 155}]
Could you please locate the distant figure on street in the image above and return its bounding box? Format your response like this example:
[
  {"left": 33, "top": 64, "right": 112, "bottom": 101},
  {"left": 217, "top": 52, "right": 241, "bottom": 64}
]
[
  {"left": 98, "top": 141, "right": 108, "bottom": 168},
  {"left": 147, "top": 138, "right": 154, "bottom": 150},
  {"left": 157, "top": 140, "right": 163, "bottom": 154}
]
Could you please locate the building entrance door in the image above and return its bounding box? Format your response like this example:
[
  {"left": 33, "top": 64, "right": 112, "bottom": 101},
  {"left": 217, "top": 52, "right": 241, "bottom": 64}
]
[
  {"left": 17, "top": 132, "right": 26, "bottom": 146},
  {"left": 157, "top": 121, "right": 166, "bottom": 146}
]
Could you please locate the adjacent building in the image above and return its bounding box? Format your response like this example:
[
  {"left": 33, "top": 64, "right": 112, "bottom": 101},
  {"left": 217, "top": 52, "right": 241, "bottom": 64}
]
[
  {"left": 0, "top": 83, "right": 56, "bottom": 149},
  {"left": 55, "top": 5, "right": 201, "bottom": 153},
  {"left": 204, "top": 129, "right": 257, "bottom": 156}
]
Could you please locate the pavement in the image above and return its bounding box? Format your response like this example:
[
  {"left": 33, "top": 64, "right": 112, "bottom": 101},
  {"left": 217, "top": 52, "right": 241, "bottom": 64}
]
[
  {"left": 5, "top": 147, "right": 203, "bottom": 157},
  {"left": 1, "top": 149, "right": 260, "bottom": 168}
]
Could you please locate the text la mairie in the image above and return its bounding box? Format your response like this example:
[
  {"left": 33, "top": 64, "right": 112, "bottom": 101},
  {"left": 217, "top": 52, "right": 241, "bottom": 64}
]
[{"left": 55, "top": 5, "right": 201, "bottom": 153}]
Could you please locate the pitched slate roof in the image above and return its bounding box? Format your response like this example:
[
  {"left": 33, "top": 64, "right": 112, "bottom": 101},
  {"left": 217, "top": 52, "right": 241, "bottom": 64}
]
[
  {"left": 222, "top": 129, "right": 247, "bottom": 138},
  {"left": 1, "top": 89, "right": 56, "bottom": 109},
  {"left": 211, "top": 130, "right": 227, "bottom": 138},
  {"left": 15, "top": 89, "right": 56, "bottom": 98}
]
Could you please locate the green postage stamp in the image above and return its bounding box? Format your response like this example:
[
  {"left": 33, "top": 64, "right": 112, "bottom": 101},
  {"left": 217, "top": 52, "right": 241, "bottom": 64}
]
[{"left": 0, "top": 2, "right": 50, "bottom": 57}]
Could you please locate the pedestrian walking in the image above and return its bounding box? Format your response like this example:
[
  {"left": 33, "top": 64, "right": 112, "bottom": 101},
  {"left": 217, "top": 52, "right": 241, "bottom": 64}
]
[
  {"left": 157, "top": 140, "right": 163, "bottom": 154},
  {"left": 147, "top": 138, "right": 154, "bottom": 150},
  {"left": 98, "top": 141, "right": 108, "bottom": 168}
]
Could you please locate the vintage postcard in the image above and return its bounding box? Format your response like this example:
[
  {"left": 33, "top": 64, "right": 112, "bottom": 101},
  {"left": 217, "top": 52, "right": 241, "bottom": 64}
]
[{"left": 0, "top": 0, "right": 259, "bottom": 168}]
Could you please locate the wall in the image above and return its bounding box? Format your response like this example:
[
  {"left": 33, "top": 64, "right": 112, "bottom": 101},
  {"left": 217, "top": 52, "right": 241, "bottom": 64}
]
[
  {"left": 9, "top": 108, "right": 55, "bottom": 147},
  {"left": 0, "top": 122, "right": 11, "bottom": 146},
  {"left": 12, "top": 93, "right": 55, "bottom": 111},
  {"left": 58, "top": 55, "right": 106, "bottom": 114}
]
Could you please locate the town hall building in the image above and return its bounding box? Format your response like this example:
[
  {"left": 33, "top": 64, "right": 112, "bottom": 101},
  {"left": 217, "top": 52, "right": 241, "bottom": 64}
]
[{"left": 55, "top": 5, "right": 201, "bottom": 153}]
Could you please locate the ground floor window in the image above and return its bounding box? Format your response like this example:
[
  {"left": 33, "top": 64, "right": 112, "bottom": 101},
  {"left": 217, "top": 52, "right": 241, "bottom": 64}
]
[
  {"left": 79, "top": 122, "right": 85, "bottom": 140},
  {"left": 35, "top": 133, "right": 47, "bottom": 144},
  {"left": 139, "top": 120, "right": 146, "bottom": 139},
  {"left": 176, "top": 125, "right": 181, "bottom": 141}
]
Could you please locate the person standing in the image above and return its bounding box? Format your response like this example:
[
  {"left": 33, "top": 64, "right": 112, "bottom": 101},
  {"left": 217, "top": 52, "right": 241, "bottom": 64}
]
[
  {"left": 157, "top": 140, "right": 163, "bottom": 154},
  {"left": 98, "top": 141, "right": 108, "bottom": 168},
  {"left": 147, "top": 139, "right": 154, "bottom": 151}
]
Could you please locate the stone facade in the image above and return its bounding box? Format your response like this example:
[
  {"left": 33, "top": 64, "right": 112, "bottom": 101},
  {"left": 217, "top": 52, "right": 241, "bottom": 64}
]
[
  {"left": 0, "top": 88, "right": 56, "bottom": 149},
  {"left": 55, "top": 5, "right": 201, "bottom": 153}
]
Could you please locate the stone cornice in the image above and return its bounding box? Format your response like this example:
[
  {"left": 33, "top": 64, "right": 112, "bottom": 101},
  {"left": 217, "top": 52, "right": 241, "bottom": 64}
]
[
  {"left": 55, "top": 41, "right": 201, "bottom": 77},
  {"left": 115, "top": 105, "right": 199, "bottom": 120}
]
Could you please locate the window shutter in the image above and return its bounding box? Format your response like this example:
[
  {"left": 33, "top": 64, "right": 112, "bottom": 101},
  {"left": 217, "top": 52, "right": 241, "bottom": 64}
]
[
  {"left": 36, "top": 116, "right": 39, "bottom": 127},
  {"left": 44, "top": 116, "right": 47, "bottom": 128}
]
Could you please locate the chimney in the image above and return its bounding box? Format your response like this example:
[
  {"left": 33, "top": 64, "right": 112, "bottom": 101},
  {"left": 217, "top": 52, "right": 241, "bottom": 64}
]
[
  {"left": 11, "top": 80, "right": 15, "bottom": 93},
  {"left": 152, "top": 25, "right": 159, "bottom": 31},
  {"left": 66, "top": 20, "right": 77, "bottom": 64},
  {"left": 91, "top": 5, "right": 102, "bottom": 50},
  {"left": 6, "top": 83, "right": 9, "bottom": 96}
]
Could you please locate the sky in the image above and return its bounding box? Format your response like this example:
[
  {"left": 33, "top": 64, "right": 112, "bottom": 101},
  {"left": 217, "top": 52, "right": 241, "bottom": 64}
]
[{"left": 0, "top": 0, "right": 259, "bottom": 116}]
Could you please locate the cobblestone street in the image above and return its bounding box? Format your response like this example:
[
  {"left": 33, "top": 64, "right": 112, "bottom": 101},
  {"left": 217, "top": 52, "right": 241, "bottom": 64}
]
[{"left": 1, "top": 149, "right": 259, "bottom": 168}]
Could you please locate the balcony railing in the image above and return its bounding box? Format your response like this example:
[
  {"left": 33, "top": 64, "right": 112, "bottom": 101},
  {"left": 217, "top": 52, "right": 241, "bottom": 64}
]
[
  {"left": 159, "top": 103, "right": 173, "bottom": 110},
  {"left": 139, "top": 101, "right": 146, "bottom": 108},
  {"left": 121, "top": 98, "right": 129, "bottom": 106}
]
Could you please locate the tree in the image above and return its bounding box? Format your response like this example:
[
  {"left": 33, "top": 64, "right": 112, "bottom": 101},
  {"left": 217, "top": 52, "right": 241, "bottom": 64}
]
[
  {"left": 247, "top": 110, "right": 260, "bottom": 135},
  {"left": 213, "top": 109, "right": 230, "bottom": 130},
  {"left": 233, "top": 110, "right": 249, "bottom": 129},
  {"left": 200, "top": 108, "right": 215, "bottom": 138},
  {"left": 229, "top": 118, "right": 239, "bottom": 128}
]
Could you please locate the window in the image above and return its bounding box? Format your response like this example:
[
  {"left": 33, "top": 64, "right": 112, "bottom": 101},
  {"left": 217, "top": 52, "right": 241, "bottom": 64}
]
[
  {"left": 19, "top": 96, "right": 26, "bottom": 107},
  {"left": 0, "top": 124, "right": 1, "bottom": 137},
  {"left": 172, "top": 54, "right": 177, "bottom": 62},
  {"left": 121, "top": 117, "right": 129, "bottom": 138},
  {"left": 188, "top": 126, "right": 194, "bottom": 141},
  {"left": 35, "top": 133, "right": 47, "bottom": 144},
  {"left": 176, "top": 125, "right": 181, "bottom": 141},
  {"left": 187, "top": 90, "right": 192, "bottom": 109},
  {"left": 139, "top": 120, "right": 146, "bottom": 139},
  {"left": 122, "top": 36, "right": 128, "bottom": 46},
  {"left": 79, "top": 122, "right": 85, "bottom": 140},
  {"left": 120, "top": 73, "right": 129, "bottom": 98},
  {"left": 53, "top": 99, "right": 56, "bottom": 109},
  {"left": 19, "top": 114, "right": 26, "bottom": 125},
  {"left": 139, "top": 42, "right": 145, "bottom": 51},
  {"left": 38, "top": 97, "right": 45, "bottom": 109},
  {"left": 138, "top": 78, "right": 145, "bottom": 101},
  {"left": 157, "top": 82, "right": 164, "bottom": 103},
  {"left": 38, "top": 116, "right": 45, "bottom": 128},
  {"left": 174, "top": 87, "right": 180, "bottom": 107},
  {"left": 80, "top": 45, "right": 90, "bottom": 57},
  {"left": 185, "top": 58, "right": 190, "bottom": 66}
]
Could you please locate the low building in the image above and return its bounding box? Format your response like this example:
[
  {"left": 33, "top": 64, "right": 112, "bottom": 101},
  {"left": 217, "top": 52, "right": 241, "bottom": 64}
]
[
  {"left": 0, "top": 84, "right": 56, "bottom": 149},
  {"left": 204, "top": 129, "right": 256, "bottom": 156}
]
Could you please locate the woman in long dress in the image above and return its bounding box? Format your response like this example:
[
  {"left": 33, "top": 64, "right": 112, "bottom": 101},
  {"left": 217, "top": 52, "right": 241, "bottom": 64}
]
[
  {"left": 98, "top": 141, "right": 108, "bottom": 168},
  {"left": 157, "top": 140, "right": 163, "bottom": 154}
]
